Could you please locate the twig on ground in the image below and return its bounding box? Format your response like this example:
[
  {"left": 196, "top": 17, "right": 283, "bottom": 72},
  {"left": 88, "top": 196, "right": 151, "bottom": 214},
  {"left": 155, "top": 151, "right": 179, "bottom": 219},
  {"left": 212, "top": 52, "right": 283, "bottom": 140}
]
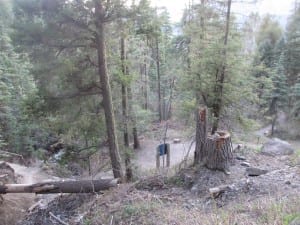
[
  {"left": 110, "top": 215, "right": 114, "bottom": 225},
  {"left": 49, "top": 212, "right": 69, "bottom": 225}
]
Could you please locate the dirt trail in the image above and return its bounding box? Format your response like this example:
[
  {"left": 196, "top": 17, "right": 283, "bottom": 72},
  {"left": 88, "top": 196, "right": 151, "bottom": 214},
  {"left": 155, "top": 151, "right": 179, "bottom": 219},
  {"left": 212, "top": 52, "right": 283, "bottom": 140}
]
[
  {"left": 0, "top": 161, "right": 56, "bottom": 225},
  {"left": 135, "top": 139, "right": 195, "bottom": 171}
]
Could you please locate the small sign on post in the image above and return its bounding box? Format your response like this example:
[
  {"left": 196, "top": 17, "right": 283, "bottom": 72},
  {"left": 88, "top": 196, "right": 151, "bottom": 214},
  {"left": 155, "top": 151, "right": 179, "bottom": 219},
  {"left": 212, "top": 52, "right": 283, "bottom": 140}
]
[{"left": 156, "top": 143, "right": 170, "bottom": 169}]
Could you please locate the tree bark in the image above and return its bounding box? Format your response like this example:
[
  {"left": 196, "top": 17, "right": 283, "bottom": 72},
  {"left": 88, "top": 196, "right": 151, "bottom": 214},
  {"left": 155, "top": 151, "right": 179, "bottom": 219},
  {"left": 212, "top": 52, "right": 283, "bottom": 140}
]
[
  {"left": 94, "top": 1, "right": 123, "bottom": 179},
  {"left": 128, "top": 85, "right": 141, "bottom": 150},
  {"left": 211, "top": 0, "right": 232, "bottom": 134},
  {"left": 0, "top": 179, "right": 117, "bottom": 194},
  {"left": 194, "top": 108, "right": 233, "bottom": 171},
  {"left": 194, "top": 107, "right": 208, "bottom": 165},
  {"left": 205, "top": 131, "right": 233, "bottom": 171},
  {"left": 144, "top": 42, "right": 148, "bottom": 110},
  {"left": 121, "top": 37, "right": 129, "bottom": 147},
  {"left": 120, "top": 37, "right": 133, "bottom": 181},
  {"left": 156, "top": 38, "right": 162, "bottom": 122}
]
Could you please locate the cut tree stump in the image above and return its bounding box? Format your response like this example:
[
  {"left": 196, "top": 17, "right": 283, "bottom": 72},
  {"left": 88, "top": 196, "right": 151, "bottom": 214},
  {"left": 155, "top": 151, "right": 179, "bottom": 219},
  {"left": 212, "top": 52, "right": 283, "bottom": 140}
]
[
  {"left": 194, "top": 107, "right": 233, "bottom": 171},
  {"left": 205, "top": 131, "right": 233, "bottom": 171},
  {"left": 0, "top": 179, "right": 118, "bottom": 194}
]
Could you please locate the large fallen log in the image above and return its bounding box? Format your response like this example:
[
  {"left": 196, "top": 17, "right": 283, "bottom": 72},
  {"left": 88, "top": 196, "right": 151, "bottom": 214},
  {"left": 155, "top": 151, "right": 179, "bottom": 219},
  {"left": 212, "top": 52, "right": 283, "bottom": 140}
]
[{"left": 0, "top": 179, "right": 118, "bottom": 194}]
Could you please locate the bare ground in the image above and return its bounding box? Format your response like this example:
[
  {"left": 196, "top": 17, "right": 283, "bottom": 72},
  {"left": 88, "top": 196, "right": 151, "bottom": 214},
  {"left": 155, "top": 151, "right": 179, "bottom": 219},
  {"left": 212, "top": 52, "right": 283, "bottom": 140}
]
[
  {"left": 1, "top": 123, "right": 300, "bottom": 225},
  {"left": 18, "top": 140, "right": 300, "bottom": 225},
  {"left": 0, "top": 161, "right": 58, "bottom": 225}
]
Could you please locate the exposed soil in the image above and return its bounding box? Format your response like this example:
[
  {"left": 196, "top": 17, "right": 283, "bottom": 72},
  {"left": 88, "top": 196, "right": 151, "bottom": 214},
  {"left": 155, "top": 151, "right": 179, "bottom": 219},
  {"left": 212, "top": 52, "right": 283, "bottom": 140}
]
[
  {"left": 1, "top": 123, "right": 299, "bottom": 225},
  {"left": 18, "top": 139, "right": 300, "bottom": 225},
  {"left": 0, "top": 161, "right": 57, "bottom": 225}
]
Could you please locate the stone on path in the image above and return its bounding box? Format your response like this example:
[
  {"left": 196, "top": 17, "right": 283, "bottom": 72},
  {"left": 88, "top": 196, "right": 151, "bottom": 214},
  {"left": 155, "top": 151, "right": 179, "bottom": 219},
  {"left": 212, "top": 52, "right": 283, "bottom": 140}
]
[
  {"left": 262, "top": 138, "right": 295, "bottom": 156},
  {"left": 236, "top": 155, "right": 246, "bottom": 161},
  {"left": 241, "top": 162, "right": 251, "bottom": 167},
  {"left": 246, "top": 167, "right": 268, "bottom": 176},
  {"left": 173, "top": 138, "right": 181, "bottom": 144}
]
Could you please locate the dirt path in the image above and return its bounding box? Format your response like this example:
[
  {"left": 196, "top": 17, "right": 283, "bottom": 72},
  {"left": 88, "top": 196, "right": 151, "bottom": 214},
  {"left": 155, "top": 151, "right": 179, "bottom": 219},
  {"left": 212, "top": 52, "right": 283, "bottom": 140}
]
[
  {"left": 135, "top": 139, "right": 195, "bottom": 171},
  {"left": 0, "top": 161, "right": 56, "bottom": 225}
]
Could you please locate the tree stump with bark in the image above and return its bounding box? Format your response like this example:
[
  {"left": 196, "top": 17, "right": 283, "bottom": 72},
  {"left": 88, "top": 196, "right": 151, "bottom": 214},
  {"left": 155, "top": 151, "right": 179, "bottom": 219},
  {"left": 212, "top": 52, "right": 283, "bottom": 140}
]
[{"left": 194, "top": 107, "right": 233, "bottom": 172}]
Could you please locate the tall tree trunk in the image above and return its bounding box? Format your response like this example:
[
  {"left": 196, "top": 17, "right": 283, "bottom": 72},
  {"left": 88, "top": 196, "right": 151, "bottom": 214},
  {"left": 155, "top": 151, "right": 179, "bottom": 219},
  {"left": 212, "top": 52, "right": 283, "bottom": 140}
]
[
  {"left": 94, "top": 1, "right": 123, "bottom": 179},
  {"left": 167, "top": 78, "right": 175, "bottom": 120},
  {"left": 194, "top": 0, "right": 206, "bottom": 165},
  {"left": 156, "top": 38, "right": 162, "bottom": 122},
  {"left": 120, "top": 37, "right": 133, "bottom": 181},
  {"left": 144, "top": 41, "right": 148, "bottom": 110},
  {"left": 121, "top": 37, "right": 129, "bottom": 147},
  {"left": 211, "top": 0, "right": 232, "bottom": 134},
  {"left": 128, "top": 85, "right": 141, "bottom": 150}
]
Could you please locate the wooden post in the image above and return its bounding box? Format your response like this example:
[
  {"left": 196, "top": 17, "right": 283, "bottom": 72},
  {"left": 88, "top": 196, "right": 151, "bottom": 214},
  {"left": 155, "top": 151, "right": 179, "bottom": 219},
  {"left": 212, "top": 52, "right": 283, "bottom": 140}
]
[
  {"left": 156, "top": 144, "right": 170, "bottom": 169},
  {"left": 166, "top": 143, "right": 170, "bottom": 167},
  {"left": 156, "top": 146, "right": 160, "bottom": 169}
]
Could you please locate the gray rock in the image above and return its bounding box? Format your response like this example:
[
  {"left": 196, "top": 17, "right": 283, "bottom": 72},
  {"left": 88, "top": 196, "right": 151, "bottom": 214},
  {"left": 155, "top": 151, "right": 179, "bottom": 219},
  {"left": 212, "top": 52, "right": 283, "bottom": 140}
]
[
  {"left": 236, "top": 155, "right": 247, "bottom": 161},
  {"left": 191, "top": 184, "right": 199, "bottom": 194},
  {"left": 285, "top": 180, "right": 291, "bottom": 185},
  {"left": 183, "top": 173, "right": 194, "bottom": 187},
  {"left": 246, "top": 167, "right": 268, "bottom": 176},
  {"left": 289, "top": 217, "right": 300, "bottom": 225},
  {"left": 262, "top": 138, "right": 295, "bottom": 156},
  {"left": 241, "top": 162, "right": 251, "bottom": 167},
  {"left": 173, "top": 138, "right": 181, "bottom": 143}
]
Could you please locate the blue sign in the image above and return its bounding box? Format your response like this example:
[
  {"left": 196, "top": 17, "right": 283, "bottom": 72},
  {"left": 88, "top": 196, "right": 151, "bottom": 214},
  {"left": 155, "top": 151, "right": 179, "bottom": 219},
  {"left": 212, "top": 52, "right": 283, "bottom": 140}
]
[{"left": 159, "top": 144, "right": 167, "bottom": 156}]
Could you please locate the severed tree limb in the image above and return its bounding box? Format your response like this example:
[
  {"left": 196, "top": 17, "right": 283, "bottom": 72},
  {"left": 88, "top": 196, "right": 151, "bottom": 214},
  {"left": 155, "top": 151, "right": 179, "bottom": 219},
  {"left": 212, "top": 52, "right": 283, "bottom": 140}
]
[
  {"left": 0, "top": 179, "right": 118, "bottom": 194},
  {"left": 209, "top": 184, "right": 230, "bottom": 198},
  {"left": 49, "top": 212, "right": 69, "bottom": 225}
]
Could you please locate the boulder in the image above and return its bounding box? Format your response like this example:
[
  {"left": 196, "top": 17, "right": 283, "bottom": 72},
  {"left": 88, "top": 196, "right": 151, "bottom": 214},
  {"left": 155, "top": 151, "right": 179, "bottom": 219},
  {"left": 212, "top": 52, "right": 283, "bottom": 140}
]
[
  {"left": 246, "top": 167, "right": 268, "bottom": 176},
  {"left": 261, "top": 138, "right": 295, "bottom": 156}
]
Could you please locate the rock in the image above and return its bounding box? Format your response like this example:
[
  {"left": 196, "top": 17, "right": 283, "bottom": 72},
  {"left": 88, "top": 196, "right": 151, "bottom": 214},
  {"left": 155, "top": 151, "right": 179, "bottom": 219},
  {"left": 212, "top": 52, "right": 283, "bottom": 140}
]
[
  {"left": 289, "top": 217, "right": 300, "bottom": 225},
  {"left": 246, "top": 167, "right": 268, "bottom": 176},
  {"left": 183, "top": 203, "right": 193, "bottom": 209},
  {"left": 285, "top": 180, "right": 291, "bottom": 185},
  {"left": 241, "top": 162, "right": 251, "bottom": 167},
  {"left": 183, "top": 173, "right": 194, "bottom": 188},
  {"left": 173, "top": 138, "right": 181, "bottom": 143},
  {"left": 236, "top": 155, "right": 246, "bottom": 161},
  {"left": 191, "top": 184, "right": 200, "bottom": 195},
  {"left": 262, "top": 138, "right": 295, "bottom": 156}
]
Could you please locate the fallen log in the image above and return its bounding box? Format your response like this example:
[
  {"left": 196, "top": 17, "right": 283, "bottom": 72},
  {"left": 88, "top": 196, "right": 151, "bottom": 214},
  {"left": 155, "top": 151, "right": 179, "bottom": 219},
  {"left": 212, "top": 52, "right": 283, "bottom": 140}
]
[{"left": 0, "top": 179, "right": 118, "bottom": 194}]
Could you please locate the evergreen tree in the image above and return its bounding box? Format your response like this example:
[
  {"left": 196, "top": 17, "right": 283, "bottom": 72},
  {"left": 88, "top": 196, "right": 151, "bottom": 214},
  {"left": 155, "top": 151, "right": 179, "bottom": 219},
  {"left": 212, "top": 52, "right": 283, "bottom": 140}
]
[
  {"left": 285, "top": 4, "right": 300, "bottom": 118},
  {"left": 13, "top": 0, "right": 126, "bottom": 179},
  {"left": 0, "top": 0, "right": 35, "bottom": 153}
]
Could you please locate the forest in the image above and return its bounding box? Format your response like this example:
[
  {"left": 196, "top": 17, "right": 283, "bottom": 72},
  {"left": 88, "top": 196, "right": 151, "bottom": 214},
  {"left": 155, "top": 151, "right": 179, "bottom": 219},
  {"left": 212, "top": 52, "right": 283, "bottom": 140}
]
[{"left": 0, "top": 0, "right": 300, "bottom": 224}]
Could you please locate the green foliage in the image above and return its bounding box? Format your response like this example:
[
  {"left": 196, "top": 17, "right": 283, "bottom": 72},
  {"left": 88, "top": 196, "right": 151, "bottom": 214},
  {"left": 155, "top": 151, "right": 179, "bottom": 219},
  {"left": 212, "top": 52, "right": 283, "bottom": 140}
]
[
  {"left": 179, "top": 1, "right": 256, "bottom": 129},
  {"left": 286, "top": 6, "right": 300, "bottom": 84},
  {"left": 0, "top": 0, "right": 38, "bottom": 154}
]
